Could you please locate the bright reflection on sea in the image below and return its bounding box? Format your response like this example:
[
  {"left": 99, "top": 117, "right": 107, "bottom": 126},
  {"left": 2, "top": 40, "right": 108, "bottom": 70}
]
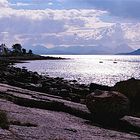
[{"left": 16, "top": 55, "right": 140, "bottom": 86}]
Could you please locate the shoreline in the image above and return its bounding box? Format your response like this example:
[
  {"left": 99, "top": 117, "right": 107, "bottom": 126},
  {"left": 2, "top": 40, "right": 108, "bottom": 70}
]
[
  {"left": 0, "top": 55, "right": 66, "bottom": 63},
  {"left": 0, "top": 56, "right": 90, "bottom": 103},
  {"left": 0, "top": 56, "right": 139, "bottom": 114},
  {"left": 0, "top": 57, "right": 140, "bottom": 108}
]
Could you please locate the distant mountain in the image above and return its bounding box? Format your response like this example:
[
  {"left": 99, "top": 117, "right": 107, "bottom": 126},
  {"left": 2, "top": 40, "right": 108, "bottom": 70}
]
[
  {"left": 119, "top": 48, "right": 140, "bottom": 55},
  {"left": 24, "top": 44, "right": 134, "bottom": 55},
  {"left": 46, "top": 45, "right": 110, "bottom": 55},
  {"left": 113, "top": 44, "right": 133, "bottom": 54},
  {"left": 24, "top": 45, "right": 49, "bottom": 54}
]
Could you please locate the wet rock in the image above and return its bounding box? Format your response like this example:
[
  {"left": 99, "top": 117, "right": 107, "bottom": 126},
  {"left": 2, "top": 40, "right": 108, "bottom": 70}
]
[
  {"left": 113, "top": 78, "right": 140, "bottom": 112},
  {"left": 79, "top": 88, "right": 90, "bottom": 98},
  {"left": 59, "top": 89, "right": 70, "bottom": 97},
  {"left": 90, "top": 83, "right": 111, "bottom": 92},
  {"left": 86, "top": 90, "right": 130, "bottom": 122},
  {"left": 54, "top": 77, "right": 64, "bottom": 81},
  {"left": 70, "top": 80, "right": 77, "bottom": 83},
  {"left": 70, "top": 93, "right": 81, "bottom": 103},
  {"left": 49, "top": 88, "right": 59, "bottom": 95}
]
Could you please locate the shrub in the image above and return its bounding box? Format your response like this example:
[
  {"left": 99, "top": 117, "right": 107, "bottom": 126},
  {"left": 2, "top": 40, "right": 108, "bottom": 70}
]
[{"left": 0, "top": 111, "right": 9, "bottom": 129}]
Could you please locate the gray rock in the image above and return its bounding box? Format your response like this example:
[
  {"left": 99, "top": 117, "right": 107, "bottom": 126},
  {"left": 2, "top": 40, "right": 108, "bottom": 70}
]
[
  {"left": 86, "top": 90, "right": 130, "bottom": 122},
  {"left": 112, "top": 78, "right": 140, "bottom": 112},
  {"left": 59, "top": 89, "right": 69, "bottom": 97},
  {"left": 90, "top": 83, "right": 111, "bottom": 92}
]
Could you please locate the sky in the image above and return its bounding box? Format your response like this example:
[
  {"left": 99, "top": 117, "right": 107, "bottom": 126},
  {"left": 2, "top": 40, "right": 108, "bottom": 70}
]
[{"left": 0, "top": 0, "right": 140, "bottom": 50}]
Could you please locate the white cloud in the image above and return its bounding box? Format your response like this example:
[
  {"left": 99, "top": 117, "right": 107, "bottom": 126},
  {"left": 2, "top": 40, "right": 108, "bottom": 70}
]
[
  {"left": 0, "top": 4, "right": 140, "bottom": 49},
  {"left": 48, "top": 2, "right": 53, "bottom": 6},
  {"left": 0, "top": 0, "right": 9, "bottom": 8},
  {"left": 11, "top": 2, "right": 31, "bottom": 7}
]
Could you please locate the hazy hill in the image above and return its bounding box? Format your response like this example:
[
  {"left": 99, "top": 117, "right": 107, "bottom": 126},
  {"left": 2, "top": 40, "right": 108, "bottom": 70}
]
[
  {"left": 24, "top": 44, "right": 133, "bottom": 55},
  {"left": 119, "top": 48, "right": 140, "bottom": 55}
]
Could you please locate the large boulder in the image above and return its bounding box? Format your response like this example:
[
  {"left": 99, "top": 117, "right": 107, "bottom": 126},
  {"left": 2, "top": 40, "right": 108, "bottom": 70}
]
[
  {"left": 90, "top": 83, "right": 111, "bottom": 92},
  {"left": 112, "top": 78, "right": 140, "bottom": 112},
  {"left": 86, "top": 90, "right": 129, "bottom": 122}
]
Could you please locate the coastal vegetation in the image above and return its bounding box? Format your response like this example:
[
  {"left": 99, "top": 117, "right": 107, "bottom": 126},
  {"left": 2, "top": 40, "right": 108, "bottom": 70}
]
[
  {"left": 0, "top": 43, "right": 33, "bottom": 56},
  {"left": 0, "top": 110, "right": 9, "bottom": 129},
  {"left": 0, "top": 43, "right": 64, "bottom": 63}
]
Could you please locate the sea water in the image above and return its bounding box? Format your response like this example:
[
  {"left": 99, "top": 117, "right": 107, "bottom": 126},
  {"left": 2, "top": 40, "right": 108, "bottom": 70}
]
[{"left": 16, "top": 55, "right": 140, "bottom": 86}]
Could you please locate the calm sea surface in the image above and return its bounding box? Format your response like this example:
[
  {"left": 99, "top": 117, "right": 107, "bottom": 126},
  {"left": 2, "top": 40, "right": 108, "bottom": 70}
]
[{"left": 16, "top": 55, "right": 140, "bottom": 86}]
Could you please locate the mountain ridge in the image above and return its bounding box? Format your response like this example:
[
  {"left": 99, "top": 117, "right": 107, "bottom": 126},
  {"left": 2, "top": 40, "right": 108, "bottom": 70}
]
[{"left": 24, "top": 44, "right": 133, "bottom": 55}]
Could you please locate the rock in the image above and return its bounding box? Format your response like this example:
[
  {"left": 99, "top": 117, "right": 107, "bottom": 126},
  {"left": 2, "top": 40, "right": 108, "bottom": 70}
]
[
  {"left": 59, "top": 89, "right": 70, "bottom": 97},
  {"left": 90, "top": 83, "right": 111, "bottom": 92},
  {"left": 70, "top": 93, "right": 81, "bottom": 103},
  {"left": 79, "top": 88, "right": 90, "bottom": 97},
  {"left": 70, "top": 80, "right": 77, "bottom": 83},
  {"left": 86, "top": 90, "right": 129, "bottom": 122},
  {"left": 49, "top": 88, "right": 59, "bottom": 95},
  {"left": 112, "top": 78, "right": 140, "bottom": 112}
]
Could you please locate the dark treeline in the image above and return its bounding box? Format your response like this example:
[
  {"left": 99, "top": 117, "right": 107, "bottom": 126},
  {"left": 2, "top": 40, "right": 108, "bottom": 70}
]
[{"left": 0, "top": 43, "right": 33, "bottom": 56}]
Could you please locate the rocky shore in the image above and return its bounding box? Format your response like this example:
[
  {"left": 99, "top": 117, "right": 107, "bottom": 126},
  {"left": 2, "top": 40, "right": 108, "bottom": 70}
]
[
  {"left": 0, "top": 62, "right": 90, "bottom": 104},
  {"left": 0, "top": 57, "right": 140, "bottom": 139},
  {"left": 0, "top": 59, "right": 139, "bottom": 115},
  {"left": 0, "top": 55, "right": 65, "bottom": 64}
]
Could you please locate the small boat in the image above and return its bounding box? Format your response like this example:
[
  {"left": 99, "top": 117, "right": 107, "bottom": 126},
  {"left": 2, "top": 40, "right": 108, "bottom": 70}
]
[
  {"left": 113, "top": 61, "right": 117, "bottom": 64},
  {"left": 99, "top": 61, "right": 103, "bottom": 63}
]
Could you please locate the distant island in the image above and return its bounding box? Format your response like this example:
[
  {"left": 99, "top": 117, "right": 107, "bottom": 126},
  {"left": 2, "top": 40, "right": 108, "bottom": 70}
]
[{"left": 118, "top": 48, "right": 140, "bottom": 55}]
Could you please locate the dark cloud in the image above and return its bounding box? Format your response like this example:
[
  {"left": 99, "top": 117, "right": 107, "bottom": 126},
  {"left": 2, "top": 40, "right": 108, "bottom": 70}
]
[
  {"left": 78, "top": 0, "right": 140, "bottom": 20},
  {"left": 54, "top": 0, "right": 140, "bottom": 20}
]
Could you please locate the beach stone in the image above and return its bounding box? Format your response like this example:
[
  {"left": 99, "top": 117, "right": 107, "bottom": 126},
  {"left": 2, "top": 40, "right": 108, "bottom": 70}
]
[
  {"left": 113, "top": 78, "right": 140, "bottom": 112},
  {"left": 86, "top": 90, "right": 129, "bottom": 122}
]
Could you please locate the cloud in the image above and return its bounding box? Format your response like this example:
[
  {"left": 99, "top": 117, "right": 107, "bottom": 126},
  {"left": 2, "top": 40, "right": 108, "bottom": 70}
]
[
  {"left": 0, "top": 7, "right": 106, "bottom": 34},
  {"left": 97, "top": 0, "right": 140, "bottom": 20},
  {"left": 11, "top": 2, "right": 31, "bottom": 7},
  {"left": 69, "top": 0, "right": 140, "bottom": 20},
  {"left": 0, "top": 0, "right": 9, "bottom": 7},
  {"left": 48, "top": 2, "right": 53, "bottom": 6},
  {"left": 9, "top": 0, "right": 140, "bottom": 20},
  {"left": 0, "top": 2, "right": 140, "bottom": 49}
]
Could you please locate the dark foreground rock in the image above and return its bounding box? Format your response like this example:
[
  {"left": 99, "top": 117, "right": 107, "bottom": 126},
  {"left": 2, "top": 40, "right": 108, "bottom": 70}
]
[
  {"left": 113, "top": 78, "right": 140, "bottom": 113},
  {"left": 90, "top": 83, "right": 111, "bottom": 92},
  {"left": 0, "top": 83, "right": 140, "bottom": 139},
  {"left": 86, "top": 90, "right": 130, "bottom": 122}
]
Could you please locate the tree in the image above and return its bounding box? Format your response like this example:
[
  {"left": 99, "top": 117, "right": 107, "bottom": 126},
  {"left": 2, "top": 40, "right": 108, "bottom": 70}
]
[
  {"left": 28, "top": 49, "right": 33, "bottom": 55},
  {"left": 12, "top": 44, "right": 22, "bottom": 55},
  {"left": 3, "top": 47, "right": 8, "bottom": 56},
  {"left": 22, "top": 48, "right": 26, "bottom": 55},
  {"left": 0, "top": 44, "right": 9, "bottom": 56}
]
